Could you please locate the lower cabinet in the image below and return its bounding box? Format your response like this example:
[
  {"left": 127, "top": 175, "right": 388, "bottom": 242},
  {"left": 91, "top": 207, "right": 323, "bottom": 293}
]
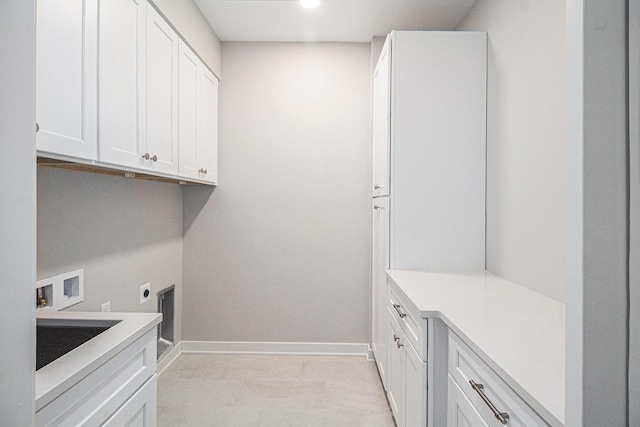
[
  {"left": 36, "top": 329, "right": 158, "bottom": 426},
  {"left": 386, "top": 305, "right": 427, "bottom": 427},
  {"left": 447, "top": 331, "right": 549, "bottom": 427}
]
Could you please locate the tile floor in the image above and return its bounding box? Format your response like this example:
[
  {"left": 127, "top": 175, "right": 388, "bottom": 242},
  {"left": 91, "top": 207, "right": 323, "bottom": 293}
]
[{"left": 157, "top": 354, "right": 395, "bottom": 426}]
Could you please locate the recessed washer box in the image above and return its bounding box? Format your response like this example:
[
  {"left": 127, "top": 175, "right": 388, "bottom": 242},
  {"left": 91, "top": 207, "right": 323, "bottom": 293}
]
[{"left": 36, "top": 269, "right": 84, "bottom": 311}]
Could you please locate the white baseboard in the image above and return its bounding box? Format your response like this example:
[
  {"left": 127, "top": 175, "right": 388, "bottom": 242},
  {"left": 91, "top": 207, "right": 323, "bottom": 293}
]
[
  {"left": 181, "top": 341, "right": 372, "bottom": 357},
  {"left": 157, "top": 342, "right": 182, "bottom": 375}
]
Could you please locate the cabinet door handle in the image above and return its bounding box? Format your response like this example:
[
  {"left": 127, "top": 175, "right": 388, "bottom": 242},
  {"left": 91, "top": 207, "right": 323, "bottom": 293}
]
[
  {"left": 469, "top": 380, "right": 509, "bottom": 425},
  {"left": 36, "top": 122, "right": 40, "bottom": 133},
  {"left": 151, "top": 154, "right": 158, "bottom": 162},
  {"left": 393, "top": 303, "right": 406, "bottom": 318},
  {"left": 374, "top": 205, "right": 380, "bottom": 210},
  {"left": 374, "top": 185, "right": 381, "bottom": 189},
  {"left": 142, "top": 153, "right": 150, "bottom": 160},
  {"left": 396, "top": 340, "right": 403, "bottom": 348},
  {"left": 393, "top": 334, "right": 400, "bottom": 342},
  {"left": 199, "top": 168, "right": 208, "bottom": 175}
]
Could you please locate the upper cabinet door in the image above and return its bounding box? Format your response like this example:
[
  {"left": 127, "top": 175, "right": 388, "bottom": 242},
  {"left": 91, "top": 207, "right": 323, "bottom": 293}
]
[
  {"left": 36, "top": 0, "right": 97, "bottom": 160},
  {"left": 145, "top": 5, "right": 179, "bottom": 175},
  {"left": 197, "top": 67, "right": 219, "bottom": 184},
  {"left": 178, "top": 40, "right": 200, "bottom": 180},
  {"left": 178, "top": 40, "right": 218, "bottom": 183},
  {"left": 372, "top": 36, "right": 391, "bottom": 197},
  {"left": 98, "top": 0, "right": 147, "bottom": 168}
]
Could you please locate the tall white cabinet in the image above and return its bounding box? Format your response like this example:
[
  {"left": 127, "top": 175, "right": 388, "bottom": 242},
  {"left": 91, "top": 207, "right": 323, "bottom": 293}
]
[{"left": 371, "top": 31, "right": 487, "bottom": 426}]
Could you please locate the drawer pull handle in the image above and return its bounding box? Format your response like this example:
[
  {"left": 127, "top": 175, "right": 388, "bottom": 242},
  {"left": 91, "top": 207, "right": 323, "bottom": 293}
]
[
  {"left": 374, "top": 185, "right": 381, "bottom": 189},
  {"left": 393, "top": 334, "right": 400, "bottom": 342},
  {"left": 393, "top": 303, "right": 407, "bottom": 318},
  {"left": 396, "top": 340, "right": 403, "bottom": 348},
  {"left": 469, "top": 380, "right": 509, "bottom": 425}
]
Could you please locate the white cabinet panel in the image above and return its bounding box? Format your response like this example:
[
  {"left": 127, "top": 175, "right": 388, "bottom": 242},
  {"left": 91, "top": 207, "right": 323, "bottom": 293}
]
[
  {"left": 102, "top": 376, "right": 157, "bottom": 427},
  {"left": 178, "top": 42, "right": 199, "bottom": 179},
  {"left": 178, "top": 40, "right": 219, "bottom": 184},
  {"left": 36, "top": 0, "right": 97, "bottom": 160},
  {"left": 405, "top": 343, "right": 427, "bottom": 427},
  {"left": 98, "top": 0, "right": 147, "bottom": 168},
  {"left": 387, "top": 310, "right": 405, "bottom": 426},
  {"left": 372, "top": 197, "right": 390, "bottom": 387},
  {"left": 197, "top": 67, "right": 219, "bottom": 184},
  {"left": 372, "top": 37, "right": 390, "bottom": 197},
  {"left": 145, "top": 4, "right": 178, "bottom": 174}
]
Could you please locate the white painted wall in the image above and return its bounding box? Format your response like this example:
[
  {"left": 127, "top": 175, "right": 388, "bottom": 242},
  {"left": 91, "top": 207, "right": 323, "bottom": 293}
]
[
  {"left": 457, "top": 0, "right": 568, "bottom": 302},
  {"left": 182, "top": 42, "right": 372, "bottom": 343},
  {"left": 37, "top": 168, "right": 184, "bottom": 342},
  {"left": 0, "top": 0, "right": 36, "bottom": 424},
  {"left": 151, "top": 0, "right": 222, "bottom": 77}
]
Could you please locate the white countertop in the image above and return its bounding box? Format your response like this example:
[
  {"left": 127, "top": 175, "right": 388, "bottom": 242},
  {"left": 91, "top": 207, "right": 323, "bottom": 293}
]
[
  {"left": 386, "top": 270, "right": 565, "bottom": 426},
  {"left": 36, "top": 311, "right": 162, "bottom": 411}
]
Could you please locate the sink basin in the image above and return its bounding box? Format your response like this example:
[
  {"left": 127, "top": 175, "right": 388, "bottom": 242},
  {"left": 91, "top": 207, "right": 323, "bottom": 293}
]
[{"left": 36, "top": 318, "right": 120, "bottom": 370}]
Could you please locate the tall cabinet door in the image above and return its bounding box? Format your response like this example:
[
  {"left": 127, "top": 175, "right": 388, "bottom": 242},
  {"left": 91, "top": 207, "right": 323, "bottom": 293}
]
[
  {"left": 372, "top": 36, "right": 391, "bottom": 197},
  {"left": 145, "top": 5, "right": 178, "bottom": 174},
  {"left": 387, "top": 312, "right": 405, "bottom": 426},
  {"left": 98, "top": 0, "right": 147, "bottom": 168},
  {"left": 372, "top": 197, "right": 390, "bottom": 387},
  {"left": 36, "top": 0, "right": 97, "bottom": 160}
]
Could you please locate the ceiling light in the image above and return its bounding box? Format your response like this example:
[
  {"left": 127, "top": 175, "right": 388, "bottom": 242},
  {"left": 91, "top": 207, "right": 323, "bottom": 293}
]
[{"left": 300, "top": 0, "right": 320, "bottom": 9}]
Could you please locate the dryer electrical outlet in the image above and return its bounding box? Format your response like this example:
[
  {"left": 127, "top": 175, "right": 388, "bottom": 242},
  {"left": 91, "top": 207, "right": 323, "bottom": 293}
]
[{"left": 140, "top": 282, "right": 151, "bottom": 304}]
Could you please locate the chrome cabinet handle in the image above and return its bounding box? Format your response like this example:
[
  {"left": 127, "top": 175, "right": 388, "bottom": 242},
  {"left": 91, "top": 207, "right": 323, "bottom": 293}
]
[
  {"left": 374, "top": 185, "right": 381, "bottom": 189},
  {"left": 396, "top": 340, "right": 403, "bottom": 348},
  {"left": 374, "top": 205, "right": 380, "bottom": 210},
  {"left": 151, "top": 154, "right": 157, "bottom": 162},
  {"left": 393, "top": 334, "right": 400, "bottom": 342},
  {"left": 199, "top": 168, "right": 208, "bottom": 175},
  {"left": 393, "top": 303, "right": 406, "bottom": 318},
  {"left": 142, "top": 153, "right": 150, "bottom": 160},
  {"left": 36, "top": 122, "right": 40, "bottom": 133},
  {"left": 469, "top": 380, "right": 509, "bottom": 425}
]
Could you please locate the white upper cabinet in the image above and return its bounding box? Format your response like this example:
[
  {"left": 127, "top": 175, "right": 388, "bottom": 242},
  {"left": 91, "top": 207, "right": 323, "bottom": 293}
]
[
  {"left": 372, "top": 37, "right": 391, "bottom": 197},
  {"left": 145, "top": 5, "right": 179, "bottom": 175},
  {"left": 36, "top": 0, "right": 97, "bottom": 160},
  {"left": 178, "top": 40, "right": 218, "bottom": 184},
  {"left": 98, "top": 0, "right": 147, "bottom": 168}
]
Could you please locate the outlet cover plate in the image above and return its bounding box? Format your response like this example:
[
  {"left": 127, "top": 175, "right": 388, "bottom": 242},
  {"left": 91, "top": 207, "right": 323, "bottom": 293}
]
[{"left": 140, "top": 282, "right": 151, "bottom": 304}]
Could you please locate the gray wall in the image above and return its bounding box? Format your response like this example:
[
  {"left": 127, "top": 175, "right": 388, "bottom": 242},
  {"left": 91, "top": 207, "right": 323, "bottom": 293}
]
[
  {"left": 457, "top": 0, "right": 568, "bottom": 302},
  {"left": 0, "top": 0, "right": 36, "bottom": 423},
  {"left": 37, "top": 168, "right": 184, "bottom": 342},
  {"left": 152, "top": 0, "right": 222, "bottom": 77},
  {"left": 182, "top": 42, "right": 372, "bottom": 343}
]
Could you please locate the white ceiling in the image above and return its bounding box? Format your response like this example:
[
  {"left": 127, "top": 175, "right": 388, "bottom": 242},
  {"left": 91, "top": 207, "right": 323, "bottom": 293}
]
[{"left": 195, "top": 0, "right": 477, "bottom": 42}]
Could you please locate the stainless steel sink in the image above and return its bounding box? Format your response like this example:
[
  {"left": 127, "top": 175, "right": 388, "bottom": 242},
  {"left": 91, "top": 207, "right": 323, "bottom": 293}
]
[{"left": 36, "top": 318, "right": 120, "bottom": 370}]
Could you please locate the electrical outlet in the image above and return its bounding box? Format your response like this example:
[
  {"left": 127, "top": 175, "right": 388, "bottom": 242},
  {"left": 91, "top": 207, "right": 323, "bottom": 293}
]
[
  {"left": 101, "top": 301, "right": 111, "bottom": 312},
  {"left": 140, "top": 282, "right": 151, "bottom": 304}
]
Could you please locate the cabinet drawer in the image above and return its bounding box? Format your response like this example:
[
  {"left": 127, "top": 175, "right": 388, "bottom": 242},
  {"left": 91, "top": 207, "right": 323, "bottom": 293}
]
[
  {"left": 102, "top": 375, "right": 157, "bottom": 427},
  {"left": 36, "top": 329, "right": 157, "bottom": 426},
  {"left": 448, "top": 374, "right": 489, "bottom": 427},
  {"left": 388, "top": 282, "right": 427, "bottom": 361},
  {"left": 448, "top": 332, "right": 548, "bottom": 427}
]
